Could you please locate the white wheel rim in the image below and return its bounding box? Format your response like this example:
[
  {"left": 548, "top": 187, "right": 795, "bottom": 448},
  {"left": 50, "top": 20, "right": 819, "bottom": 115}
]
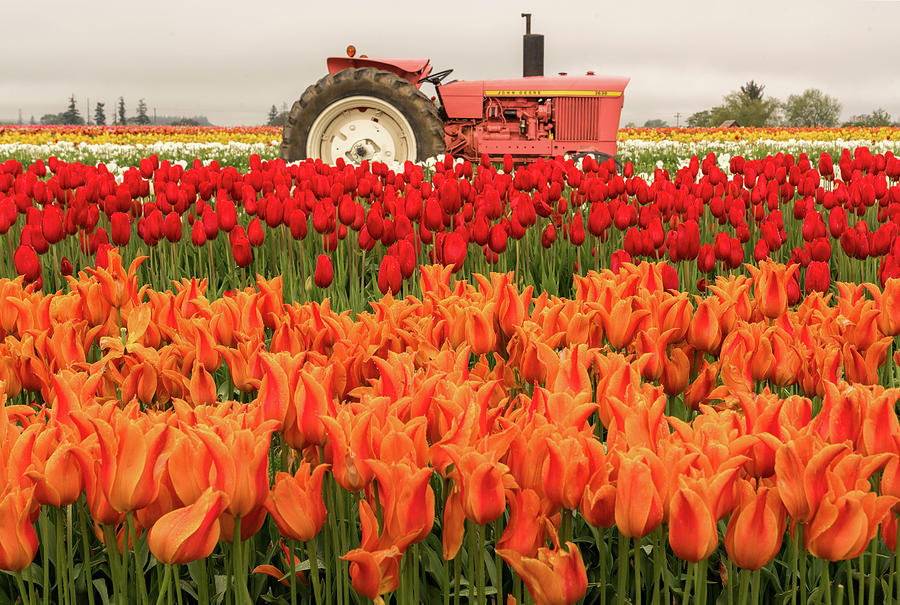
[{"left": 306, "top": 95, "right": 417, "bottom": 164}]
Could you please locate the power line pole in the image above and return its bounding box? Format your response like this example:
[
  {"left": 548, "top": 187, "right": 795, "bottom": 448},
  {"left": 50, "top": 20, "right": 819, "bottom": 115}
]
[
  {"left": 18, "top": 108, "right": 22, "bottom": 124},
  {"left": 674, "top": 112, "right": 682, "bottom": 128},
  {"left": 154, "top": 107, "right": 157, "bottom": 125}
]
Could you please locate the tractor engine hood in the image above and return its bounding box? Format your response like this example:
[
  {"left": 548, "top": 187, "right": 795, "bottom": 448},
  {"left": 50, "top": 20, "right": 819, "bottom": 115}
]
[{"left": 438, "top": 74, "right": 630, "bottom": 119}]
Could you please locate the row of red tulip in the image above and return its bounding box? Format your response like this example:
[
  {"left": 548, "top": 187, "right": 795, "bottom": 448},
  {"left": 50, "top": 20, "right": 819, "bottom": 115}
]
[
  {"left": 3, "top": 148, "right": 900, "bottom": 300},
  {"left": 1, "top": 250, "right": 900, "bottom": 603}
]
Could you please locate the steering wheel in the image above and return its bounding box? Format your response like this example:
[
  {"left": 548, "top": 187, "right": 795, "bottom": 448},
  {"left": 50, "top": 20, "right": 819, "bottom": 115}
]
[{"left": 419, "top": 69, "right": 454, "bottom": 85}]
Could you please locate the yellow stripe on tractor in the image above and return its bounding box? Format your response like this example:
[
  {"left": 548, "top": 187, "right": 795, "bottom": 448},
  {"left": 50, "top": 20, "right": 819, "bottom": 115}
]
[{"left": 484, "top": 90, "right": 623, "bottom": 97}]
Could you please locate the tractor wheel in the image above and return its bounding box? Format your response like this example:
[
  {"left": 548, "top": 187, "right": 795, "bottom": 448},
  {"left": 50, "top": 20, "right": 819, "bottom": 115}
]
[{"left": 281, "top": 67, "right": 445, "bottom": 165}]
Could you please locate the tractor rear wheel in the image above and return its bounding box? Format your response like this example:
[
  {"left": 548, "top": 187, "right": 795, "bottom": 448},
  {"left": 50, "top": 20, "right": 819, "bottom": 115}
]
[{"left": 281, "top": 67, "right": 445, "bottom": 165}]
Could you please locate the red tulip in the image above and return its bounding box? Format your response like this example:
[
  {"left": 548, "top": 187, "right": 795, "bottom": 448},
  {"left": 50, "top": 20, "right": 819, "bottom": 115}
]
[
  {"left": 314, "top": 254, "right": 333, "bottom": 288},
  {"left": 248, "top": 217, "right": 264, "bottom": 247},
  {"left": 805, "top": 261, "right": 831, "bottom": 294},
  {"left": 110, "top": 212, "right": 131, "bottom": 246},
  {"left": 442, "top": 231, "right": 467, "bottom": 271},
  {"left": 14, "top": 244, "right": 40, "bottom": 282},
  {"left": 377, "top": 255, "right": 402, "bottom": 295}
]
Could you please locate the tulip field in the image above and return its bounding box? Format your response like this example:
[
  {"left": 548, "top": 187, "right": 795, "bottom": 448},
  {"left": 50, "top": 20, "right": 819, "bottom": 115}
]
[{"left": 3, "top": 125, "right": 900, "bottom": 605}]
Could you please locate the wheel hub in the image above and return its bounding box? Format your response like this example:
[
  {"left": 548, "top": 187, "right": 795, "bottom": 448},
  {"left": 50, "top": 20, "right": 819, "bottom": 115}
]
[{"left": 306, "top": 96, "right": 417, "bottom": 165}]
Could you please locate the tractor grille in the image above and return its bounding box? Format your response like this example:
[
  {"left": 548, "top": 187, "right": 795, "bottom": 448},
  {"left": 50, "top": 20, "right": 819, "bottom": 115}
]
[{"left": 555, "top": 97, "right": 602, "bottom": 141}]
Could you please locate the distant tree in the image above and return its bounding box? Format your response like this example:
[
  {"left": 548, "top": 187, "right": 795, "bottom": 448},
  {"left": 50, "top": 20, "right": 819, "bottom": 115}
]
[
  {"left": 29, "top": 116, "right": 36, "bottom": 125},
  {"left": 135, "top": 99, "right": 150, "bottom": 125},
  {"left": 740, "top": 80, "right": 765, "bottom": 101},
  {"left": 687, "top": 110, "right": 713, "bottom": 127},
  {"left": 783, "top": 89, "right": 842, "bottom": 127},
  {"left": 842, "top": 108, "right": 894, "bottom": 127},
  {"left": 171, "top": 118, "right": 201, "bottom": 126},
  {"left": 705, "top": 82, "right": 781, "bottom": 127},
  {"left": 643, "top": 119, "right": 669, "bottom": 128},
  {"left": 117, "top": 97, "right": 126, "bottom": 125},
  {"left": 60, "top": 94, "right": 84, "bottom": 125},
  {"left": 40, "top": 114, "right": 63, "bottom": 125},
  {"left": 94, "top": 102, "right": 106, "bottom": 126},
  {"left": 267, "top": 105, "right": 279, "bottom": 125}
]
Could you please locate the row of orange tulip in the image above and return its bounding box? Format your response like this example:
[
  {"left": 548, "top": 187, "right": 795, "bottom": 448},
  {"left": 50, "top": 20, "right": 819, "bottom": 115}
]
[{"left": 1, "top": 250, "right": 900, "bottom": 604}]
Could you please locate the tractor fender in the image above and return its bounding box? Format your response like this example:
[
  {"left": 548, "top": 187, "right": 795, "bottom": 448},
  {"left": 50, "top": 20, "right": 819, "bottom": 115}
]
[{"left": 326, "top": 57, "right": 433, "bottom": 88}]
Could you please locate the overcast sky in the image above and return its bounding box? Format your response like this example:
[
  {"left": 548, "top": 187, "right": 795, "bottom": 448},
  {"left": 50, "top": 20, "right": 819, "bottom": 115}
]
[{"left": 3, "top": 0, "right": 899, "bottom": 127}]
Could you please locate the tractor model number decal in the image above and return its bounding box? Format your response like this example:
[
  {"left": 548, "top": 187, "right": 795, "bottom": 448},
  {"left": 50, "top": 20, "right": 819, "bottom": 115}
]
[{"left": 484, "top": 90, "right": 623, "bottom": 97}]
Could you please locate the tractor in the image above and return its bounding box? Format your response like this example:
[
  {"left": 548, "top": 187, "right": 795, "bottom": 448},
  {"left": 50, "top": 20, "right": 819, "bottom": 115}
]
[{"left": 280, "top": 14, "right": 629, "bottom": 166}]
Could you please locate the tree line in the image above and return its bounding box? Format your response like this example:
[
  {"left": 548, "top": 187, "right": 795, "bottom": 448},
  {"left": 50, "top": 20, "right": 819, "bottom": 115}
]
[
  {"left": 36, "top": 95, "right": 210, "bottom": 126},
  {"left": 633, "top": 82, "right": 897, "bottom": 129}
]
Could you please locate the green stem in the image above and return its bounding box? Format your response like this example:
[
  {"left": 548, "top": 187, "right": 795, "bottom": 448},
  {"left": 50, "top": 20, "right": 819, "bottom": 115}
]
[
  {"left": 305, "top": 539, "right": 322, "bottom": 605},
  {"left": 695, "top": 558, "right": 707, "bottom": 605},
  {"left": 824, "top": 562, "right": 832, "bottom": 605},
  {"left": 233, "top": 517, "right": 248, "bottom": 605},
  {"left": 78, "top": 502, "right": 95, "bottom": 605},
  {"left": 867, "top": 541, "right": 876, "bottom": 605},
  {"left": 476, "top": 523, "right": 486, "bottom": 605},
  {"left": 750, "top": 569, "right": 760, "bottom": 605},
  {"left": 494, "top": 518, "right": 503, "bottom": 605},
  {"left": 15, "top": 571, "right": 32, "bottom": 605},
  {"left": 288, "top": 540, "right": 297, "bottom": 605},
  {"left": 682, "top": 562, "right": 694, "bottom": 605},
  {"left": 55, "top": 507, "right": 67, "bottom": 605},
  {"left": 738, "top": 568, "right": 749, "bottom": 605},
  {"left": 127, "top": 511, "right": 149, "bottom": 605},
  {"left": 846, "top": 560, "right": 855, "bottom": 605},
  {"left": 635, "top": 536, "right": 642, "bottom": 605},
  {"left": 102, "top": 525, "right": 123, "bottom": 604},
  {"left": 197, "top": 557, "right": 210, "bottom": 605},
  {"left": 443, "top": 552, "right": 450, "bottom": 605},
  {"left": 652, "top": 530, "right": 662, "bottom": 605},
  {"left": 618, "top": 534, "right": 630, "bottom": 605},
  {"left": 40, "top": 511, "right": 50, "bottom": 605},
  {"left": 174, "top": 564, "right": 184, "bottom": 605},
  {"left": 799, "top": 525, "right": 808, "bottom": 605},
  {"left": 155, "top": 564, "right": 172, "bottom": 605},
  {"left": 596, "top": 527, "right": 607, "bottom": 605},
  {"left": 454, "top": 552, "right": 461, "bottom": 605}
]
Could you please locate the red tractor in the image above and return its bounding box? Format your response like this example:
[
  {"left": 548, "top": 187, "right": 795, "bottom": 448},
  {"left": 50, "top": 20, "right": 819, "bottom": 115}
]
[{"left": 281, "top": 14, "right": 629, "bottom": 166}]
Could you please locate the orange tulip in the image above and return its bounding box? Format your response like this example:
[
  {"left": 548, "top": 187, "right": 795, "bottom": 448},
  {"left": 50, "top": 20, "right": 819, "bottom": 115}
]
[
  {"left": 92, "top": 414, "right": 168, "bottom": 513},
  {"left": 196, "top": 421, "right": 276, "bottom": 518},
  {"left": 724, "top": 481, "right": 786, "bottom": 570},
  {"left": 746, "top": 260, "right": 799, "bottom": 319},
  {"left": 541, "top": 434, "right": 592, "bottom": 512},
  {"left": 367, "top": 460, "right": 434, "bottom": 551},
  {"left": 0, "top": 487, "right": 39, "bottom": 571},
  {"left": 806, "top": 490, "right": 897, "bottom": 561},
  {"left": 668, "top": 483, "right": 718, "bottom": 562},
  {"left": 455, "top": 450, "right": 516, "bottom": 525},
  {"left": 498, "top": 489, "right": 549, "bottom": 557},
  {"left": 147, "top": 487, "right": 226, "bottom": 565},
  {"left": 774, "top": 437, "right": 849, "bottom": 524},
  {"left": 686, "top": 297, "right": 723, "bottom": 355},
  {"left": 614, "top": 450, "right": 664, "bottom": 539},
  {"left": 342, "top": 546, "right": 402, "bottom": 601},
  {"left": 497, "top": 539, "right": 588, "bottom": 605},
  {"left": 264, "top": 462, "right": 329, "bottom": 543}
]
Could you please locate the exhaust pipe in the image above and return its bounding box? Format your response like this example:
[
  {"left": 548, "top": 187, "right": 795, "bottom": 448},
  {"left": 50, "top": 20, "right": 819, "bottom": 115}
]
[{"left": 521, "top": 13, "right": 544, "bottom": 77}]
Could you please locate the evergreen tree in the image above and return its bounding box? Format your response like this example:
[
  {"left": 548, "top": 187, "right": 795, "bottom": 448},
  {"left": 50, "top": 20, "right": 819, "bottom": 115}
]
[
  {"left": 135, "top": 99, "right": 150, "bottom": 125},
  {"left": 94, "top": 102, "right": 106, "bottom": 126},
  {"left": 117, "top": 97, "right": 126, "bottom": 125},
  {"left": 60, "top": 94, "right": 84, "bottom": 125},
  {"left": 267, "top": 105, "right": 279, "bottom": 126}
]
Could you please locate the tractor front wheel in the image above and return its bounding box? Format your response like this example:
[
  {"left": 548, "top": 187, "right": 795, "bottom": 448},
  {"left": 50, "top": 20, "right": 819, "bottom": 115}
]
[{"left": 281, "top": 67, "right": 445, "bottom": 165}]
